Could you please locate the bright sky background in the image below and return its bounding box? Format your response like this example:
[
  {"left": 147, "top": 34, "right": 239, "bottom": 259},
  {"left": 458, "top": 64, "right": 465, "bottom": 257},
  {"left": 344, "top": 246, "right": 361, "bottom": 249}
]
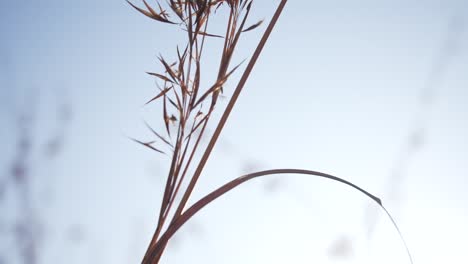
[{"left": 1, "top": 0, "right": 467, "bottom": 263}]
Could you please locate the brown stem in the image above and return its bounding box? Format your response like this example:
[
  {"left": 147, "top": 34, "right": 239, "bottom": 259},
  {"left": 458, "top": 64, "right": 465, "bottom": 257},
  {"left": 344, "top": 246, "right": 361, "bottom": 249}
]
[
  {"left": 172, "top": 0, "right": 288, "bottom": 228},
  {"left": 142, "top": 1, "right": 289, "bottom": 263}
]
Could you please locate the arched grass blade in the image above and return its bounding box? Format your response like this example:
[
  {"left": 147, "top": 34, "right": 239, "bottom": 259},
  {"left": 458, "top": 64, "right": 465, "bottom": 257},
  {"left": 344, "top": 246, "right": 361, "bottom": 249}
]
[{"left": 148, "top": 169, "right": 412, "bottom": 264}]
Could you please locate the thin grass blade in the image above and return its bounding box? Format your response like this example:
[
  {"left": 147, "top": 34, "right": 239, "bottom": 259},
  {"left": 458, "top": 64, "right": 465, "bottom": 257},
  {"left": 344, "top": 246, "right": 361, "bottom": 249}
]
[
  {"left": 145, "top": 87, "right": 172, "bottom": 105},
  {"left": 242, "top": 19, "right": 263, "bottom": 32},
  {"left": 130, "top": 137, "right": 165, "bottom": 154}
]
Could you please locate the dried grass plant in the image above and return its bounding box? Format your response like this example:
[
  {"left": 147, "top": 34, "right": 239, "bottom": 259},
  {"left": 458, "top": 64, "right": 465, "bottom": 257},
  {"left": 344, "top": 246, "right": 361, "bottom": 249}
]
[{"left": 127, "top": 1, "right": 412, "bottom": 263}]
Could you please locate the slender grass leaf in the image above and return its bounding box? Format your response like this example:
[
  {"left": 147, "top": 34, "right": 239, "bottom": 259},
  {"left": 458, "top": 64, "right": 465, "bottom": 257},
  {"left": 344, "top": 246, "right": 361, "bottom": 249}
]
[
  {"left": 172, "top": 88, "right": 184, "bottom": 121},
  {"left": 145, "top": 87, "right": 171, "bottom": 105},
  {"left": 156, "top": 2, "right": 170, "bottom": 20},
  {"left": 127, "top": 0, "right": 175, "bottom": 24},
  {"left": 192, "top": 60, "right": 243, "bottom": 109},
  {"left": 144, "top": 121, "right": 174, "bottom": 148},
  {"left": 197, "top": 31, "right": 224, "bottom": 38},
  {"left": 159, "top": 56, "right": 179, "bottom": 83},
  {"left": 130, "top": 137, "right": 165, "bottom": 154},
  {"left": 190, "top": 60, "right": 201, "bottom": 107},
  {"left": 148, "top": 169, "right": 414, "bottom": 263},
  {"left": 146, "top": 72, "right": 174, "bottom": 83},
  {"left": 181, "top": 27, "right": 223, "bottom": 38},
  {"left": 163, "top": 94, "right": 171, "bottom": 138},
  {"left": 167, "top": 96, "right": 179, "bottom": 109},
  {"left": 242, "top": 19, "right": 263, "bottom": 32}
]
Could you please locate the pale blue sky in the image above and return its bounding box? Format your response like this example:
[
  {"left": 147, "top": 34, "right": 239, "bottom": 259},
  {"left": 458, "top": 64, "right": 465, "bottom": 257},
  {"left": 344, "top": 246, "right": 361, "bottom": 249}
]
[{"left": 1, "top": 0, "right": 468, "bottom": 263}]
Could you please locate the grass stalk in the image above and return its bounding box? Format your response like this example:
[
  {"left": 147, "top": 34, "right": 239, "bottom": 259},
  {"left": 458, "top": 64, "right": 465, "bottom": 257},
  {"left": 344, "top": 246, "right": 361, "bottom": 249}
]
[{"left": 128, "top": 1, "right": 412, "bottom": 264}]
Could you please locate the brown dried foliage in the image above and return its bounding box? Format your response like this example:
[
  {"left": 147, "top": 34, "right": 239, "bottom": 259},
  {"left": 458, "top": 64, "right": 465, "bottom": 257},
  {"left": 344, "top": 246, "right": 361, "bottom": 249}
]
[
  {"left": 128, "top": 1, "right": 282, "bottom": 262},
  {"left": 128, "top": 1, "right": 411, "bottom": 263}
]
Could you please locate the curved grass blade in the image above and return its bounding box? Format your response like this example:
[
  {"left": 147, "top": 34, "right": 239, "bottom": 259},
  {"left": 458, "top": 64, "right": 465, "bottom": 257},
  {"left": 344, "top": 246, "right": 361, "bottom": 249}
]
[
  {"left": 148, "top": 169, "right": 413, "bottom": 264},
  {"left": 381, "top": 206, "right": 414, "bottom": 264}
]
